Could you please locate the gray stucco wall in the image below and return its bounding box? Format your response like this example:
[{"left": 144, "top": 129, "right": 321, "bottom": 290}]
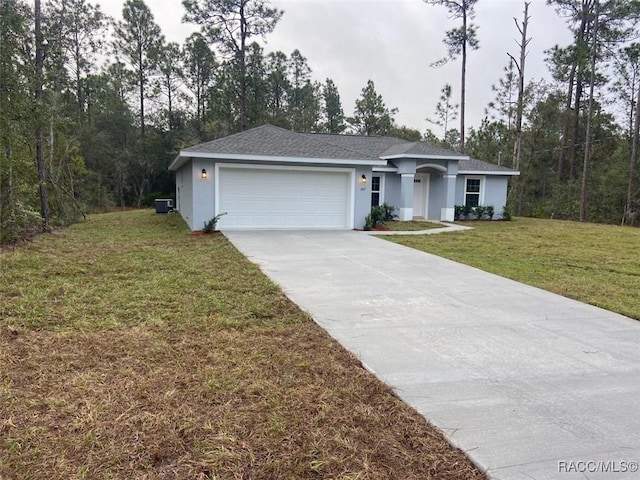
[
  {"left": 191, "top": 158, "right": 215, "bottom": 231},
  {"left": 381, "top": 173, "right": 401, "bottom": 213},
  {"left": 428, "top": 175, "right": 444, "bottom": 220},
  {"left": 175, "top": 161, "right": 194, "bottom": 230},
  {"left": 455, "top": 175, "right": 510, "bottom": 218},
  {"left": 175, "top": 159, "right": 373, "bottom": 230},
  {"left": 354, "top": 166, "right": 373, "bottom": 229},
  {"left": 483, "top": 176, "right": 509, "bottom": 217}
]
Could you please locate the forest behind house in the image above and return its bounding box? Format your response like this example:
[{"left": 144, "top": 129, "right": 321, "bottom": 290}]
[{"left": 1, "top": 0, "right": 639, "bottom": 244}]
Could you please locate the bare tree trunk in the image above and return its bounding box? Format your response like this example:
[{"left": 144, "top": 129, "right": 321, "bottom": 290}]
[
  {"left": 459, "top": 7, "right": 467, "bottom": 153},
  {"left": 35, "top": 0, "right": 50, "bottom": 230},
  {"left": 509, "top": 2, "right": 530, "bottom": 215},
  {"left": 570, "top": 2, "right": 591, "bottom": 180},
  {"left": 239, "top": 2, "right": 248, "bottom": 131},
  {"left": 580, "top": 0, "right": 599, "bottom": 222},
  {"left": 511, "top": 2, "right": 530, "bottom": 173},
  {"left": 558, "top": 62, "right": 576, "bottom": 180},
  {"left": 625, "top": 70, "right": 640, "bottom": 224}
]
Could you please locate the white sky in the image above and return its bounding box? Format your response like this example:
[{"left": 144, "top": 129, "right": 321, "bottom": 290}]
[{"left": 100, "top": 0, "right": 573, "bottom": 134}]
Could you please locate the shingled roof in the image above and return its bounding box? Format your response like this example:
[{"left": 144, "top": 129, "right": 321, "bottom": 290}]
[
  {"left": 170, "top": 124, "right": 518, "bottom": 175},
  {"left": 459, "top": 158, "right": 519, "bottom": 174}
]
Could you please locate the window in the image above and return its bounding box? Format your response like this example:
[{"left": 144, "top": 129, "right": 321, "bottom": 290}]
[
  {"left": 465, "top": 178, "right": 481, "bottom": 207},
  {"left": 371, "top": 175, "right": 382, "bottom": 207}
]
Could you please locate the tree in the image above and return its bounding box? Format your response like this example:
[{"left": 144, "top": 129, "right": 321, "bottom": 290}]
[
  {"left": 322, "top": 78, "right": 346, "bottom": 133},
  {"left": 46, "top": 0, "right": 109, "bottom": 123},
  {"left": 265, "top": 51, "right": 289, "bottom": 127},
  {"left": 182, "top": 0, "right": 283, "bottom": 131},
  {"left": 183, "top": 32, "right": 216, "bottom": 124},
  {"left": 245, "top": 41, "right": 268, "bottom": 127},
  {"left": 615, "top": 44, "right": 640, "bottom": 223},
  {"left": 287, "top": 49, "right": 319, "bottom": 131},
  {"left": 427, "top": 83, "right": 458, "bottom": 140},
  {"left": 508, "top": 2, "right": 531, "bottom": 174},
  {"left": 35, "top": 0, "right": 51, "bottom": 229},
  {"left": 350, "top": 80, "right": 397, "bottom": 136},
  {"left": 113, "top": 0, "right": 163, "bottom": 137},
  {"left": 157, "top": 41, "right": 184, "bottom": 131},
  {"left": 424, "top": 0, "right": 479, "bottom": 153}
]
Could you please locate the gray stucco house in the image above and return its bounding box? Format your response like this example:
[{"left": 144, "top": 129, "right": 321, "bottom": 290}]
[{"left": 169, "top": 124, "right": 519, "bottom": 230}]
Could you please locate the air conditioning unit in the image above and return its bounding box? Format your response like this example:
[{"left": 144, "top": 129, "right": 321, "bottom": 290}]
[{"left": 154, "top": 198, "right": 174, "bottom": 214}]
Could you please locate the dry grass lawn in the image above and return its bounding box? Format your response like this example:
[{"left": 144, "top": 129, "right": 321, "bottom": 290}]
[
  {"left": 386, "top": 217, "right": 640, "bottom": 320},
  {"left": 0, "top": 210, "right": 484, "bottom": 479}
]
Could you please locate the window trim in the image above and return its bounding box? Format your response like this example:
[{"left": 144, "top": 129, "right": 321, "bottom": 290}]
[
  {"left": 371, "top": 174, "right": 385, "bottom": 207},
  {"left": 464, "top": 176, "right": 485, "bottom": 207}
]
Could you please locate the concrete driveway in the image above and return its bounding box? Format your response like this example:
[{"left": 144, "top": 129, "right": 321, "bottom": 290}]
[{"left": 224, "top": 230, "right": 640, "bottom": 480}]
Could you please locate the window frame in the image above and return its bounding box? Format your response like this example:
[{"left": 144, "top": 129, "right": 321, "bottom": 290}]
[
  {"left": 464, "top": 176, "right": 484, "bottom": 207},
  {"left": 371, "top": 174, "right": 385, "bottom": 207}
]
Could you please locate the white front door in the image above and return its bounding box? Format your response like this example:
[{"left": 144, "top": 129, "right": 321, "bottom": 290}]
[{"left": 412, "top": 173, "right": 429, "bottom": 218}]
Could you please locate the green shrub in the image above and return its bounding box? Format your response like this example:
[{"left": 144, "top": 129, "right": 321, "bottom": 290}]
[
  {"left": 381, "top": 203, "right": 398, "bottom": 221},
  {"left": 486, "top": 205, "right": 495, "bottom": 219},
  {"left": 454, "top": 205, "right": 464, "bottom": 220},
  {"left": 203, "top": 212, "right": 227, "bottom": 233},
  {"left": 364, "top": 205, "right": 385, "bottom": 230},
  {"left": 502, "top": 205, "right": 512, "bottom": 221}
]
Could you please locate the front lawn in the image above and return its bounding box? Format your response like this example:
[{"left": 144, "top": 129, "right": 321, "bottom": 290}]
[
  {"left": 385, "top": 217, "right": 640, "bottom": 320},
  {"left": 380, "top": 220, "right": 443, "bottom": 231},
  {"left": 0, "top": 210, "right": 484, "bottom": 479}
]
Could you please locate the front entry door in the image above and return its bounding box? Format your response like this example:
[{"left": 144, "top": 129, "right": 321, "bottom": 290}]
[{"left": 412, "top": 174, "right": 429, "bottom": 218}]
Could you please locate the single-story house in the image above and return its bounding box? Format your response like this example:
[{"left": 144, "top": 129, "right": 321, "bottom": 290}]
[{"left": 169, "top": 124, "right": 519, "bottom": 230}]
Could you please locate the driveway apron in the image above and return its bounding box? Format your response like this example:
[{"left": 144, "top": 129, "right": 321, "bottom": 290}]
[{"left": 224, "top": 230, "right": 640, "bottom": 480}]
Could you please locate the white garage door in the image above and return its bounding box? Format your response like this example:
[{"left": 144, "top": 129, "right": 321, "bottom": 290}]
[{"left": 218, "top": 166, "right": 353, "bottom": 229}]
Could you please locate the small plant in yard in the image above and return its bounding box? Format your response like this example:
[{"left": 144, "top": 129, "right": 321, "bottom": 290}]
[
  {"left": 502, "top": 205, "right": 512, "bottom": 221},
  {"left": 381, "top": 203, "right": 398, "bottom": 221},
  {"left": 473, "top": 205, "right": 486, "bottom": 219},
  {"left": 203, "top": 212, "right": 227, "bottom": 233},
  {"left": 364, "top": 205, "right": 385, "bottom": 230},
  {"left": 462, "top": 204, "right": 473, "bottom": 220},
  {"left": 486, "top": 205, "right": 495, "bottom": 219},
  {"left": 454, "top": 205, "right": 464, "bottom": 221}
]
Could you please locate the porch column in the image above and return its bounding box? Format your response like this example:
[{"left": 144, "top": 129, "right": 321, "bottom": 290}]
[
  {"left": 399, "top": 173, "right": 415, "bottom": 221},
  {"left": 441, "top": 174, "right": 456, "bottom": 221}
]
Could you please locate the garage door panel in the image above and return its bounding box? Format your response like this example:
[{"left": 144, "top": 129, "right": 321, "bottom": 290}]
[{"left": 218, "top": 167, "right": 352, "bottom": 229}]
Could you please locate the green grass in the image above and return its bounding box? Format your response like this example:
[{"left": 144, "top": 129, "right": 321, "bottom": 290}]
[
  {"left": 0, "top": 210, "right": 484, "bottom": 479},
  {"left": 381, "top": 220, "right": 443, "bottom": 231},
  {"left": 385, "top": 217, "right": 640, "bottom": 320}
]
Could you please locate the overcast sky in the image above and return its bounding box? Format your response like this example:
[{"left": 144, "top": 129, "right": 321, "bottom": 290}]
[{"left": 101, "top": 0, "right": 573, "bottom": 135}]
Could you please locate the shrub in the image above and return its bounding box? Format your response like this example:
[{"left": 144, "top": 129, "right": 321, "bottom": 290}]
[
  {"left": 502, "top": 205, "right": 512, "bottom": 221},
  {"left": 486, "top": 205, "right": 495, "bottom": 219},
  {"left": 203, "top": 212, "right": 227, "bottom": 233},
  {"left": 454, "top": 205, "right": 464, "bottom": 221},
  {"left": 473, "top": 205, "right": 486, "bottom": 219},
  {"left": 380, "top": 203, "right": 398, "bottom": 221},
  {"left": 462, "top": 204, "right": 473, "bottom": 219},
  {"left": 364, "top": 205, "right": 385, "bottom": 230}
]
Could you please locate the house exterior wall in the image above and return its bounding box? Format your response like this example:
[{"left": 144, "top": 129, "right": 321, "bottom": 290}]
[
  {"left": 483, "top": 176, "right": 509, "bottom": 217},
  {"left": 192, "top": 158, "right": 216, "bottom": 231},
  {"left": 354, "top": 166, "right": 373, "bottom": 229},
  {"left": 455, "top": 175, "right": 510, "bottom": 218},
  {"left": 383, "top": 174, "right": 402, "bottom": 213},
  {"left": 175, "top": 161, "right": 194, "bottom": 230},
  {"left": 176, "top": 158, "right": 373, "bottom": 230},
  {"left": 428, "top": 174, "right": 444, "bottom": 220}
]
